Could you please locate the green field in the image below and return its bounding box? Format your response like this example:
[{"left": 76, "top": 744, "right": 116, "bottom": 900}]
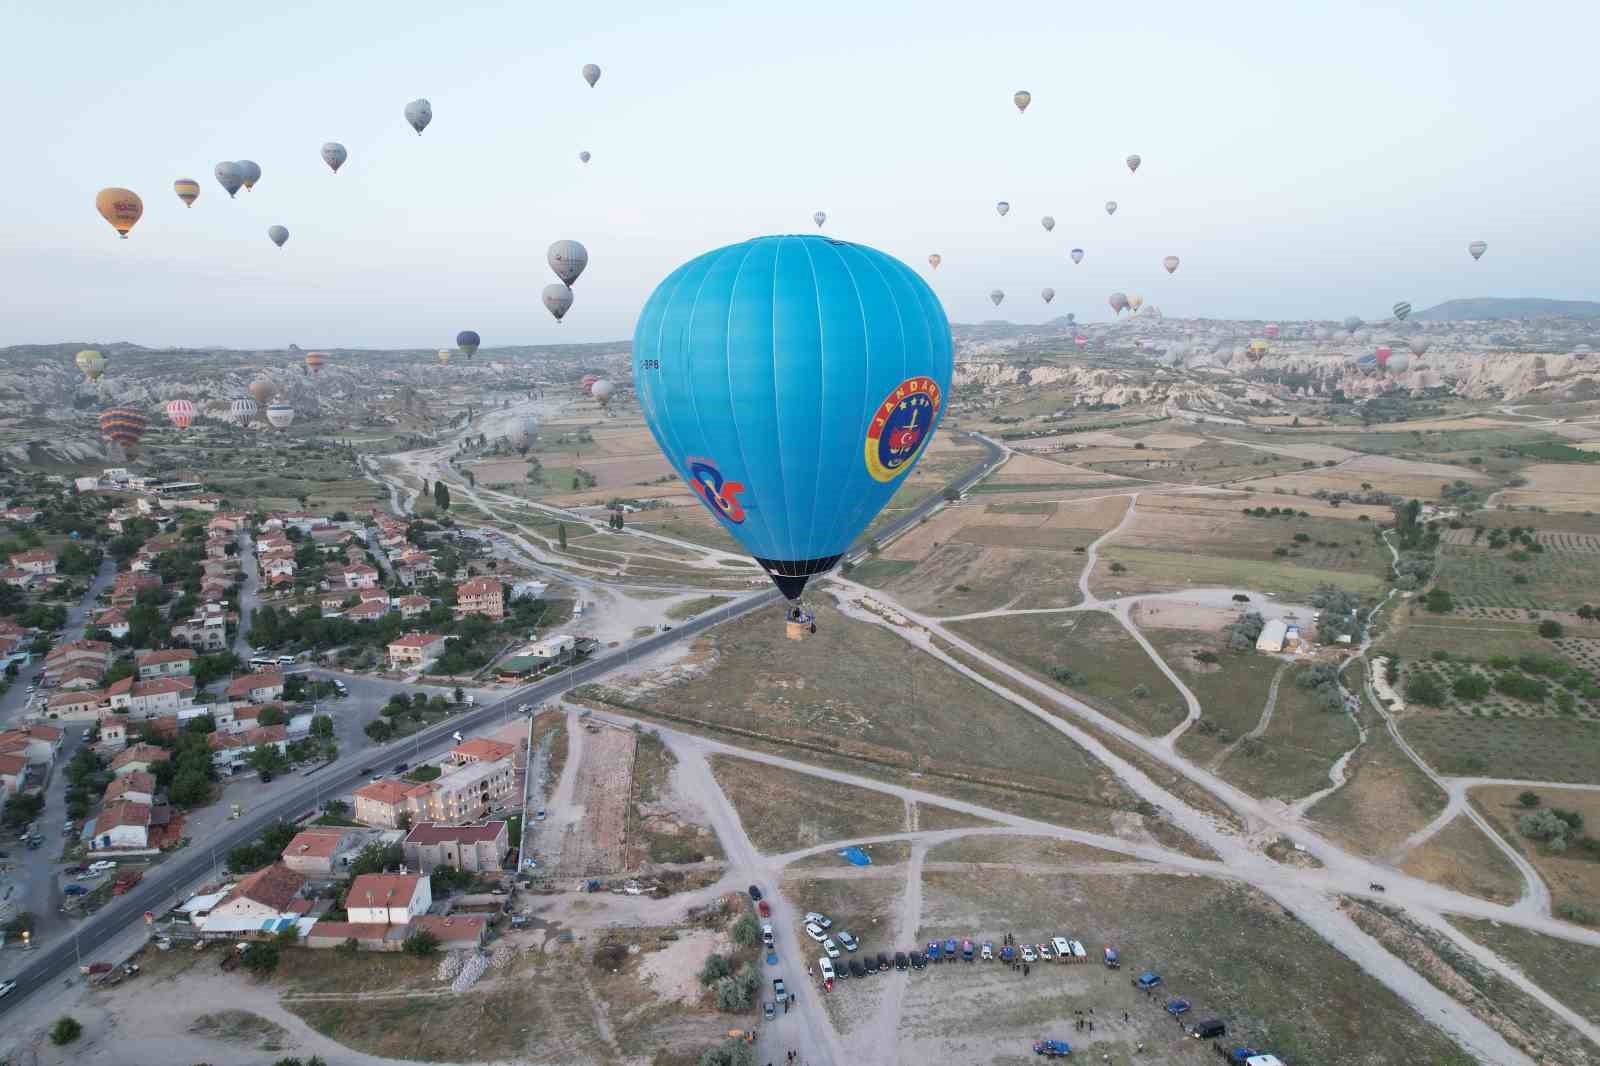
[
  {"left": 1435, "top": 542, "right": 1600, "bottom": 612},
  {"left": 1400, "top": 715, "right": 1600, "bottom": 783},
  {"left": 1094, "top": 547, "right": 1385, "bottom": 599},
  {"left": 948, "top": 611, "right": 1185, "bottom": 735}
]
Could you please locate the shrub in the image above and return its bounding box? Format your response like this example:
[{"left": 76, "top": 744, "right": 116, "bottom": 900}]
[
  {"left": 50, "top": 1017, "right": 83, "bottom": 1046},
  {"left": 1518, "top": 809, "right": 1573, "bottom": 851},
  {"left": 241, "top": 941, "right": 280, "bottom": 975},
  {"left": 715, "top": 974, "right": 751, "bottom": 1011},
  {"left": 699, "top": 953, "right": 732, "bottom": 986},
  {"left": 1193, "top": 650, "right": 1219, "bottom": 664},
  {"left": 730, "top": 912, "right": 760, "bottom": 947},
  {"left": 1538, "top": 620, "right": 1564, "bottom": 639},
  {"left": 1452, "top": 674, "right": 1490, "bottom": 700},
  {"left": 1557, "top": 902, "right": 1597, "bottom": 926},
  {"left": 1423, "top": 588, "right": 1454, "bottom": 613},
  {"left": 1404, "top": 672, "right": 1446, "bottom": 707},
  {"left": 1518, "top": 790, "right": 1541, "bottom": 808},
  {"left": 403, "top": 930, "right": 440, "bottom": 957}
]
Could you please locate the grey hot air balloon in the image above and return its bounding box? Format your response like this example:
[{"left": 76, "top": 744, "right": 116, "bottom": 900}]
[
  {"left": 1041, "top": 288, "right": 1055, "bottom": 304},
  {"left": 405, "top": 98, "right": 433, "bottom": 135},
  {"left": 1109, "top": 291, "right": 1129, "bottom": 314},
  {"left": 543, "top": 282, "right": 574, "bottom": 323},
  {"left": 1468, "top": 240, "right": 1487, "bottom": 260},
  {"left": 267, "top": 225, "right": 289, "bottom": 248},
  {"left": 989, "top": 290, "right": 1005, "bottom": 307},
  {"left": 578, "top": 150, "right": 591, "bottom": 164},
  {"left": 214, "top": 161, "right": 244, "bottom": 198},
  {"left": 1126, "top": 154, "right": 1142, "bottom": 174},
  {"left": 547, "top": 240, "right": 588, "bottom": 286},
  {"left": 582, "top": 63, "right": 601, "bottom": 88},
  {"left": 1387, "top": 352, "right": 1412, "bottom": 374},
  {"left": 1343, "top": 315, "right": 1363, "bottom": 334},
  {"left": 1070, "top": 248, "right": 1084, "bottom": 264},
  {"left": 1041, "top": 216, "right": 1055, "bottom": 232},
  {"left": 237, "top": 160, "right": 261, "bottom": 191},
  {"left": 1393, "top": 301, "right": 1412, "bottom": 321},
  {"left": 1163, "top": 255, "right": 1180, "bottom": 274},
  {"left": 996, "top": 201, "right": 1010, "bottom": 217},
  {"left": 591, "top": 379, "right": 615, "bottom": 404},
  {"left": 1409, "top": 337, "right": 1430, "bottom": 357},
  {"left": 321, "top": 142, "right": 348, "bottom": 173},
  {"left": 1104, "top": 201, "right": 1117, "bottom": 216},
  {"left": 813, "top": 211, "right": 826, "bottom": 228}
]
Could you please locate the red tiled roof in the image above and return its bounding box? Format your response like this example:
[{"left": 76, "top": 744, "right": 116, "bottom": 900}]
[
  {"left": 110, "top": 743, "right": 171, "bottom": 769},
  {"left": 137, "top": 648, "right": 197, "bottom": 667},
  {"left": 411, "top": 914, "right": 488, "bottom": 943},
  {"left": 48, "top": 688, "right": 103, "bottom": 709},
  {"left": 456, "top": 577, "right": 502, "bottom": 597},
  {"left": 345, "top": 873, "right": 424, "bottom": 909},
  {"left": 282, "top": 827, "right": 352, "bottom": 860},
  {"left": 0, "top": 752, "right": 27, "bottom": 777},
  {"left": 225, "top": 671, "right": 284, "bottom": 698},
  {"left": 224, "top": 863, "right": 307, "bottom": 913},
  {"left": 354, "top": 779, "right": 411, "bottom": 806},
  {"left": 98, "top": 800, "right": 152, "bottom": 829},
  {"left": 404, "top": 821, "right": 506, "bottom": 846},
  {"left": 451, "top": 738, "right": 515, "bottom": 763},
  {"left": 388, "top": 632, "right": 443, "bottom": 649},
  {"left": 104, "top": 771, "right": 156, "bottom": 802},
  {"left": 8, "top": 549, "right": 56, "bottom": 565}
]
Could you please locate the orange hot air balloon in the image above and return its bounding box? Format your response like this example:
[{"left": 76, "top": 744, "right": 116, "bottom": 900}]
[
  {"left": 96, "top": 188, "right": 143, "bottom": 238},
  {"left": 99, "top": 407, "right": 149, "bottom": 453},
  {"left": 249, "top": 378, "right": 275, "bottom": 405},
  {"left": 305, "top": 352, "right": 326, "bottom": 375}
]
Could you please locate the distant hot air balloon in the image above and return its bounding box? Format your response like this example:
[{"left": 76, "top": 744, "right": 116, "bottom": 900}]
[
  {"left": 591, "top": 379, "right": 615, "bottom": 406},
  {"left": 1041, "top": 288, "right": 1055, "bottom": 304},
  {"left": 581, "top": 374, "right": 600, "bottom": 393},
  {"left": 1468, "top": 240, "right": 1487, "bottom": 261},
  {"left": 996, "top": 201, "right": 1010, "bottom": 217},
  {"left": 166, "top": 399, "right": 194, "bottom": 429},
  {"left": 1409, "top": 338, "right": 1430, "bottom": 357},
  {"left": 267, "top": 225, "right": 289, "bottom": 248},
  {"left": 214, "top": 161, "right": 244, "bottom": 198},
  {"left": 928, "top": 254, "right": 941, "bottom": 270},
  {"left": 1074, "top": 335, "right": 1088, "bottom": 349},
  {"left": 582, "top": 63, "right": 601, "bottom": 87},
  {"left": 1357, "top": 354, "right": 1378, "bottom": 375},
  {"left": 76, "top": 349, "right": 107, "bottom": 382},
  {"left": 1387, "top": 352, "right": 1412, "bottom": 374},
  {"left": 1013, "top": 90, "right": 1031, "bottom": 113},
  {"left": 1070, "top": 248, "right": 1084, "bottom": 264},
  {"left": 95, "top": 188, "right": 143, "bottom": 238},
  {"left": 249, "top": 378, "right": 275, "bottom": 405},
  {"left": 231, "top": 398, "right": 259, "bottom": 422},
  {"left": 543, "top": 283, "right": 574, "bottom": 323},
  {"left": 990, "top": 290, "right": 1005, "bottom": 306},
  {"left": 1126, "top": 154, "right": 1141, "bottom": 174},
  {"left": 1109, "top": 291, "right": 1128, "bottom": 314},
  {"left": 1163, "top": 255, "right": 1180, "bottom": 274},
  {"left": 238, "top": 160, "right": 261, "bottom": 191},
  {"left": 99, "top": 407, "right": 148, "bottom": 454},
  {"left": 578, "top": 150, "right": 591, "bottom": 164},
  {"left": 548, "top": 240, "right": 588, "bottom": 286},
  {"left": 321, "top": 142, "right": 348, "bottom": 173},
  {"left": 1343, "top": 315, "right": 1363, "bottom": 335},
  {"left": 1248, "top": 340, "right": 1269, "bottom": 360},
  {"left": 813, "top": 211, "right": 827, "bottom": 228},
  {"left": 1375, "top": 346, "right": 1392, "bottom": 370},
  {"left": 456, "top": 330, "right": 480, "bottom": 357},
  {"left": 1128, "top": 294, "right": 1144, "bottom": 312},
  {"left": 1105, "top": 201, "right": 1117, "bottom": 216},
  {"left": 437, "top": 349, "right": 452, "bottom": 365},
  {"left": 405, "top": 99, "right": 432, "bottom": 135},
  {"left": 1393, "top": 301, "right": 1412, "bottom": 321},
  {"left": 510, "top": 416, "right": 538, "bottom": 450},
  {"left": 1264, "top": 324, "right": 1280, "bottom": 339},
  {"left": 173, "top": 179, "right": 200, "bottom": 208},
  {"left": 632, "top": 234, "right": 951, "bottom": 603},
  {"left": 266, "top": 402, "right": 295, "bottom": 428},
  {"left": 1041, "top": 216, "right": 1055, "bottom": 232},
  {"left": 305, "top": 352, "right": 326, "bottom": 375}
]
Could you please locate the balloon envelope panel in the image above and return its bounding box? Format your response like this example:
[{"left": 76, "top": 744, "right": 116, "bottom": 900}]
[{"left": 633, "top": 235, "right": 952, "bottom": 596}]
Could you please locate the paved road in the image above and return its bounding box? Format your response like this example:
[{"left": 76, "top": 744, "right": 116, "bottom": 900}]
[{"left": 0, "top": 435, "right": 1006, "bottom": 1017}]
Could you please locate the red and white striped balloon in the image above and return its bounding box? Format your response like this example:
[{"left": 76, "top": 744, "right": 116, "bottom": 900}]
[{"left": 165, "top": 399, "right": 194, "bottom": 429}]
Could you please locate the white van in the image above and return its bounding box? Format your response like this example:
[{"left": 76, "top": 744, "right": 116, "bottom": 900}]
[
  {"left": 1051, "top": 936, "right": 1072, "bottom": 960},
  {"left": 249, "top": 656, "right": 274, "bottom": 669},
  {"left": 88, "top": 860, "right": 117, "bottom": 874},
  {"left": 818, "top": 956, "right": 835, "bottom": 981},
  {"left": 276, "top": 655, "right": 297, "bottom": 667},
  {"left": 1067, "top": 939, "right": 1087, "bottom": 960}
]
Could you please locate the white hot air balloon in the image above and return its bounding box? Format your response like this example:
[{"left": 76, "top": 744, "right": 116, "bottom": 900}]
[
  {"left": 320, "top": 142, "right": 347, "bottom": 173},
  {"left": 813, "top": 211, "right": 826, "bottom": 228},
  {"left": 547, "top": 240, "right": 588, "bottom": 286},
  {"left": 990, "top": 290, "right": 1005, "bottom": 306},
  {"left": 1163, "top": 255, "right": 1180, "bottom": 274},
  {"left": 1041, "top": 288, "right": 1055, "bottom": 304},
  {"left": 1070, "top": 248, "right": 1084, "bottom": 264},
  {"left": 582, "top": 63, "right": 601, "bottom": 88},
  {"left": 591, "top": 379, "right": 615, "bottom": 405},
  {"left": 996, "top": 201, "right": 1010, "bottom": 217},
  {"left": 1104, "top": 201, "right": 1117, "bottom": 216},
  {"left": 543, "top": 282, "right": 574, "bottom": 323},
  {"left": 267, "top": 225, "right": 289, "bottom": 248},
  {"left": 265, "top": 402, "right": 295, "bottom": 429},
  {"left": 1468, "top": 240, "right": 1487, "bottom": 260},
  {"left": 1040, "top": 216, "right": 1055, "bottom": 232},
  {"left": 404, "top": 98, "right": 432, "bottom": 134}
]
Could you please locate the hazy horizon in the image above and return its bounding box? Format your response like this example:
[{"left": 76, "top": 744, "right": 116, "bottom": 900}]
[{"left": 5, "top": 0, "right": 1598, "bottom": 348}]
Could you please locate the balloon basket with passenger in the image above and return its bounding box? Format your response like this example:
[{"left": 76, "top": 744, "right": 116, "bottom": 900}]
[{"left": 785, "top": 605, "right": 817, "bottom": 641}]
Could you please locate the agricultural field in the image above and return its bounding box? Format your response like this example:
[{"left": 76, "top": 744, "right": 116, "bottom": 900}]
[
  {"left": 1400, "top": 715, "right": 1600, "bottom": 783},
  {"left": 907, "top": 870, "right": 1476, "bottom": 1065},
  {"left": 1434, "top": 540, "right": 1600, "bottom": 612},
  {"left": 1469, "top": 785, "right": 1600, "bottom": 921},
  {"left": 1075, "top": 439, "right": 1307, "bottom": 485},
  {"left": 1493, "top": 462, "right": 1600, "bottom": 512},
  {"left": 584, "top": 600, "right": 1143, "bottom": 835},
  {"left": 1091, "top": 545, "right": 1385, "bottom": 601},
  {"left": 708, "top": 754, "right": 906, "bottom": 853},
  {"left": 947, "top": 611, "right": 1187, "bottom": 736}
]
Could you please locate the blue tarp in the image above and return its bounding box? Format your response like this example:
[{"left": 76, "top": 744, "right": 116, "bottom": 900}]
[{"left": 838, "top": 847, "right": 872, "bottom": 866}]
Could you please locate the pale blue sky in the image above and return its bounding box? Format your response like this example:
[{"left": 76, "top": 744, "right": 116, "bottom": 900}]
[{"left": 2, "top": 0, "right": 1595, "bottom": 347}]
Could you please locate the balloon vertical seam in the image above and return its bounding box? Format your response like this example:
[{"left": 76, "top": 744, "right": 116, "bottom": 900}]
[{"left": 758, "top": 237, "right": 799, "bottom": 561}]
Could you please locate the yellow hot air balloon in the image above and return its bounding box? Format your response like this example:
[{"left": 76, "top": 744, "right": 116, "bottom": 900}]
[
  {"left": 76, "top": 349, "right": 107, "bottom": 382},
  {"left": 1128, "top": 294, "right": 1144, "bottom": 312},
  {"left": 95, "top": 187, "right": 143, "bottom": 238},
  {"left": 437, "top": 349, "right": 452, "bottom": 365},
  {"left": 174, "top": 179, "right": 200, "bottom": 208},
  {"left": 1013, "top": 90, "right": 1032, "bottom": 113}
]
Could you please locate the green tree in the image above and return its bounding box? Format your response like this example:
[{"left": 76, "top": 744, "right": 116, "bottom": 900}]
[
  {"left": 403, "top": 930, "right": 440, "bottom": 957},
  {"left": 50, "top": 1017, "right": 83, "bottom": 1046},
  {"left": 698, "top": 1037, "right": 757, "bottom": 1066},
  {"left": 310, "top": 714, "right": 334, "bottom": 739},
  {"left": 1538, "top": 619, "right": 1564, "bottom": 639},
  {"left": 168, "top": 767, "right": 211, "bottom": 808},
  {"left": 557, "top": 522, "right": 568, "bottom": 550},
  {"left": 433, "top": 481, "right": 451, "bottom": 511},
  {"left": 240, "top": 941, "right": 280, "bottom": 975},
  {"left": 348, "top": 841, "right": 405, "bottom": 875},
  {"left": 1518, "top": 790, "right": 1542, "bottom": 808},
  {"left": 698, "top": 953, "right": 732, "bottom": 986},
  {"left": 729, "top": 912, "right": 760, "bottom": 947},
  {"left": 1404, "top": 671, "right": 1446, "bottom": 706},
  {"left": 364, "top": 719, "right": 394, "bottom": 743},
  {"left": 1423, "top": 587, "right": 1455, "bottom": 613},
  {"left": 1452, "top": 674, "right": 1490, "bottom": 700}
]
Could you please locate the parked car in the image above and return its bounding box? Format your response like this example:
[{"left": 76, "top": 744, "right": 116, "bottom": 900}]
[
  {"left": 1037, "top": 942, "right": 1053, "bottom": 961},
  {"left": 980, "top": 941, "right": 994, "bottom": 961},
  {"left": 961, "top": 940, "right": 975, "bottom": 962},
  {"left": 1033, "top": 1039, "right": 1072, "bottom": 1058},
  {"left": 1000, "top": 945, "right": 1016, "bottom": 963},
  {"left": 819, "top": 957, "right": 835, "bottom": 982},
  {"left": 1067, "top": 939, "right": 1087, "bottom": 960},
  {"left": 1020, "top": 944, "right": 1037, "bottom": 963},
  {"left": 834, "top": 957, "right": 849, "bottom": 980},
  {"left": 763, "top": 1000, "right": 776, "bottom": 1020},
  {"left": 63, "top": 885, "right": 88, "bottom": 896},
  {"left": 875, "top": 952, "right": 890, "bottom": 973},
  {"left": 1103, "top": 945, "right": 1120, "bottom": 969},
  {"left": 0, "top": 979, "right": 14, "bottom": 999},
  {"left": 943, "top": 937, "right": 958, "bottom": 959},
  {"left": 822, "top": 937, "right": 841, "bottom": 959},
  {"left": 836, "top": 930, "right": 857, "bottom": 951},
  {"left": 1190, "top": 1018, "right": 1227, "bottom": 1040},
  {"left": 1051, "top": 936, "right": 1072, "bottom": 959},
  {"left": 848, "top": 958, "right": 866, "bottom": 978},
  {"left": 748, "top": 885, "right": 763, "bottom": 902},
  {"left": 909, "top": 951, "right": 926, "bottom": 970},
  {"left": 803, "top": 911, "right": 833, "bottom": 930},
  {"left": 925, "top": 940, "right": 941, "bottom": 963},
  {"left": 1134, "top": 971, "right": 1163, "bottom": 991},
  {"left": 772, "top": 977, "right": 786, "bottom": 998},
  {"left": 757, "top": 900, "right": 772, "bottom": 918},
  {"left": 761, "top": 923, "right": 775, "bottom": 946},
  {"left": 804, "top": 921, "right": 827, "bottom": 942},
  {"left": 1165, "top": 998, "right": 1192, "bottom": 1017}
]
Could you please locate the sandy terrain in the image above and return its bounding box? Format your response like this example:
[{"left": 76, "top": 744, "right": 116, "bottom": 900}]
[
  {"left": 1239, "top": 440, "right": 1362, "bottom": 463},
  {"left": 556, "top": 723, "right": 639, "bottom": 875},
  {"left": 1130, "top": 599, "right": 1241, "bottom": 632},
  {"left": 1339, "top": 453, "right": 1491, "bottom": 481},
  {"left": 1494, "top": 463, "right": 1600, "bottom": 512},
  {"left": 1136, "top": 491, "right": 1392, "bottom": 522}
]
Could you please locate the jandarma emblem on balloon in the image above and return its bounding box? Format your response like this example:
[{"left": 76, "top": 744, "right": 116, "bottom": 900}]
[
  {"left": 864, "top": 377, "right": 942, "bottom": 483},
  {"left": 687, "top": 458, "right": 746, "bottom": 524}
]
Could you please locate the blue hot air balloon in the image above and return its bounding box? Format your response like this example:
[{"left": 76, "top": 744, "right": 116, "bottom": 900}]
[{"left": 633, "top": 234, "right": 952, "bottom": 604}]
